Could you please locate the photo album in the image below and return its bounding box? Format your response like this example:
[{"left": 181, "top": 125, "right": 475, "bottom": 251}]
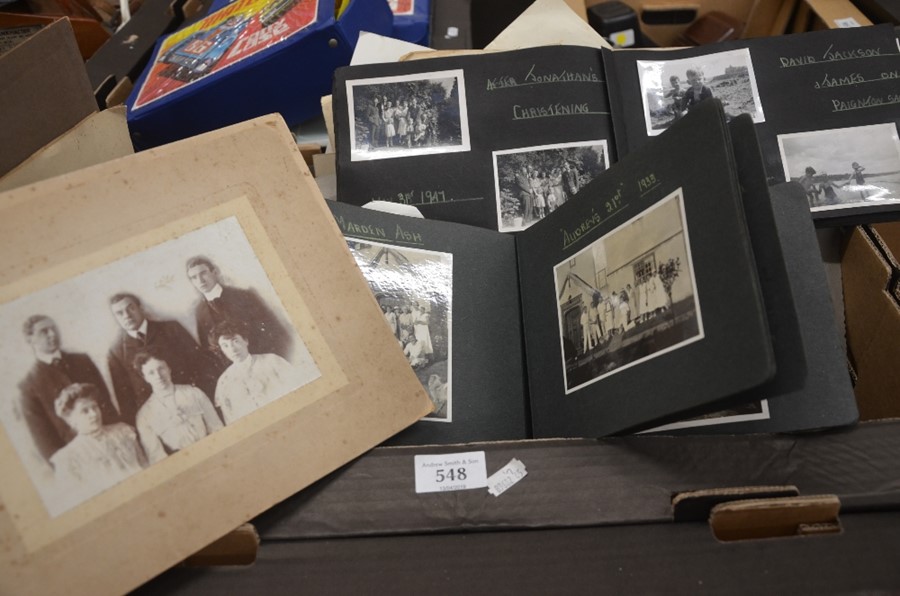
[
  {"left": 328, "top": 100, "right": 858, "bottom": 440},
  {"left": 333, "top": 44, "right": 616, "bottom": 232},
  {"left": 333, "top": 24, "right": 900, "bottom": 230},
  {"left": 603, "top": 23, "right": 900, "bottom": 225},
  {"left": 0, "top": 116, "right": 432, "bottom": 595}
]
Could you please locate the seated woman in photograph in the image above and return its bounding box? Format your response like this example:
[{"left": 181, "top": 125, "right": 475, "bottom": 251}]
[
  {"left": 50, "top": 383, "right": 147, "bottom": 504},
  {"left": 212, "top": 320, "right": 306, "bottom": 425},
  {"left": 133, "top": 349, "right": 223, "bottom": 464},
  {"left": 403, "top": 332, "right": 429, "bottom": 368}
]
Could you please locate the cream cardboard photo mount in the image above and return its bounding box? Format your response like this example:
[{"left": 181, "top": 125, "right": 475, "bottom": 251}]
[{"left": 0, "top": 114, "right": 433, "bottom": 595}]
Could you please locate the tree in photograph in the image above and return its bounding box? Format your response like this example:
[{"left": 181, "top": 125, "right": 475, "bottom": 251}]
[{"left": 658, "top": 257, "right": 681, "bottom": 328}]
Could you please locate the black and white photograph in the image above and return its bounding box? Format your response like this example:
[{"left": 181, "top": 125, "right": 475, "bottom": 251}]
[
  {"left": 554, "top": 189, "right": 704, "bottom": 394},
  {"left": 778, "top": 123, "right": 900, "bottom": 211},
  {"left": 493, "top": 140, "right": 610, "bottom": 232},
  {"left": 636, "top": 48, "right": 765, "bottom": 136},
  {"left": 643, "top": 400, "right": 770, "bottom": 433},
  {"left": 345, "top": 239, "right": 452, "bottom": 422},
  {"left": 346, "top": 69, "right": 471, "bottom": 161},
  {"left": 0, "top": 217, "right": 320, "bottom": 517}
]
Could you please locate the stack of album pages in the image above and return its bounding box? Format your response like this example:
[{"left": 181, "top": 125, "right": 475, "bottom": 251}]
[{"left": 326, "top": 24, "right": 896, "bottom": 441}]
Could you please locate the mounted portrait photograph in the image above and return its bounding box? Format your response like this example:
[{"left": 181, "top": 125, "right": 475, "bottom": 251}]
[
  {"left": 554, "top": 189, "right": 704, "bottom": 394},
  {"left": 637, "top": 48, "right": 765, "bottom": 136},
  {"left": 0, "top": 216, "right": 320, "bottom": 517},
  {"left": 345, "top": 239, "right": 452, "bottom": 422},
  {"left": 346, "top": 69, "right": 471, "bottom": 161},
  {"left": 778, "top": 122, "right": 900, "bottom": 211},
  {"left": 493, "top": 140, "right": 609, "bottom": 233}
]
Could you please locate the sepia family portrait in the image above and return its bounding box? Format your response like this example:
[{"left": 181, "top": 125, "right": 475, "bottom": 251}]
[
  {"left": 345, "top": 239, "right": 452, "bottom": 422},
  {"left": 554, "top": 189, "right": 704, "bottom": 393},
  {"left": 0, "top": 217, "right": 320, "bottom": 516},
  {"left": 347, "top": 69, "right": 471, "bottom": 161}
]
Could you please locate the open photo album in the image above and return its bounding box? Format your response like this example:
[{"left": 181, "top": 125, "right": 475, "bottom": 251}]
[
  {"left": 329, "top": 100, "right": 858, "bottom": 440},
  {"left": 333, "top": 24, "right": 900, "bottom": 229}
]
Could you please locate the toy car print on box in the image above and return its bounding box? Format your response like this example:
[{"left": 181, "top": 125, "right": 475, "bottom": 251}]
[
  {"left": 132, "top": 0, "right": 318, "bottom": 111},
  {"left": 126, "top": 0, "right": 394, "bottom": 150},
  {"left": 389, "top": 0, "right": 429, "bottom": 46}
]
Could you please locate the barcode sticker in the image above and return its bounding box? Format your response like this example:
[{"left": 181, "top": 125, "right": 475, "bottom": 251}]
[{"left": 487, "top": 458, "right": 527, "bottom": 497}]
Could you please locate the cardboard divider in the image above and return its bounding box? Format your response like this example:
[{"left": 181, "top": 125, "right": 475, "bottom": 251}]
[
  {"left": 710, "top": 495, "right": 841, "bottom": 541},
  {"left": 671, "top": 486, "right": 800, "bottom": 522}
]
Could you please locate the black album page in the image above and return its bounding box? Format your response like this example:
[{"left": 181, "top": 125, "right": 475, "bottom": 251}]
[
  {"left": 326, "top": 201, "right": 529, "bottom": 446},
  {"left": 516, "top": 100, "right": 775, "bottom": 438},
  {"left": 604, "top": 24, "right": 900, "bottom": 225},
  {"left": 647, "top": 116, "right": 858, "bottom": 435},
  {"left": 333, "top": 45, "right": 615, "bottom": 232}
]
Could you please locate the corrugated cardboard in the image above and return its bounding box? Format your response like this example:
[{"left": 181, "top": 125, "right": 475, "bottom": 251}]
[
  {"left": 0, "top": 19, "right": 97, "bottom": 177},
  {"left": 844, "top": 223, "right": 900, "bottom": 420},
  {"left": 0, "top": 107, "right": 133, "bottom": 193}
]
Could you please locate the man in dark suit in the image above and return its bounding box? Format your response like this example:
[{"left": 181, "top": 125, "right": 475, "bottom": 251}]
[
  {"left": 18, "top": 315, "right": 119, "bottom": 462},
  {"left": 107, "top": 292, "right": 219, "bottom": 426},
  {"left": 186, "top": 256, "right": 292, "bottom": 367}
]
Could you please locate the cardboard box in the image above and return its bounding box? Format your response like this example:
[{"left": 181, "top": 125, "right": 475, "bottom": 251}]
[
  {"left": 137, "top": 420, "right": 900, "bottom": 592},
  {"left": 843, "top": 223, "right": 900, "bottom": 420},
  {"left": 126, "top": 0, "right": 393, "bottom": 150},
  {"left": 0, "top": 19, "right": 97, "bottom": 178},
  {"left": 390, "top": 0, "right": 430, "bottom": 46}
]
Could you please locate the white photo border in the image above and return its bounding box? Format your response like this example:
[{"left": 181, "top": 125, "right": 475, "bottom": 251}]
[
  {"left": 346, "top": 69, "right": 471, "bottom": 162},
  {"left": 777, "top": 122, "right": 900, "bottom": 212},
  {"left": 492, "top": 139, "right": 610, "bottom": 233},
  {"left": 636, "top": 47, "right": 766, "bottom": 138},
  {"left": 554, "top": 187, "right": 705, "bottom": 395}
]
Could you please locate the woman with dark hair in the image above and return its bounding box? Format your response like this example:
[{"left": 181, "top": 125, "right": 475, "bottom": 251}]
[
  {"left": 133, "top": 348, "right": 222, "bottom": 464},
  {"left": 211, "top": 321, "right": 308, "bottom": 424}
]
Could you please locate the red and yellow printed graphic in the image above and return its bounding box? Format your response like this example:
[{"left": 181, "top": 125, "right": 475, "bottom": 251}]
[
  {"left": 132, "top": 0, "right": 318, "bottom": 110},
  {"left": 389, "top": 0, "right": 414, "bottom": 16}
]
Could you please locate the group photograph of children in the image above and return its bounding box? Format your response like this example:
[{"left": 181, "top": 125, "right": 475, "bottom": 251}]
[
  {"left": 637, "top": 48, "right": 766, "bottom": 136},
  {"left": 779, "top": 122, "right": 900, "bottom": 211}
]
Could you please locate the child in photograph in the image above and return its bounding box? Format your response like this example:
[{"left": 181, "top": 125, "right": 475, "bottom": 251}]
[
  {"left": 133, "top": 349, "right": 223, "bottom": 464},
  {"left": 846, "top": 161, "right": 869, "bottom": 201},
  {"left": 817, "top": 172, "right": 844, "bottom": 205},
  {"left": 211, "top": 321, "right": 307, "bottom": 425},
  {"left": 681, "top": 68, "right": 713, "bottom": 112},
  {"left": 664, "top": 75, "right": 684, "bottom": 116},
  {"left": 798, "top": 166, "right": 821, "bottom": 207},
  {"left": 50, "top": 383, "right": 147, "bottom": 504}
]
